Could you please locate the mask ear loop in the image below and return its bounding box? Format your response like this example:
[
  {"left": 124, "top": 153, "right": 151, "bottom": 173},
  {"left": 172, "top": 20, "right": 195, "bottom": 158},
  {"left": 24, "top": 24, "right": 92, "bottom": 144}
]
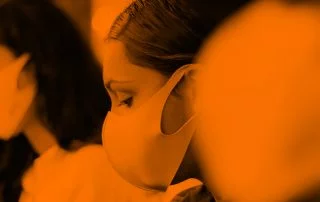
[
  {"left": 185, "top": 64, "right": 200, "bottom": 80},
  {"left": 157, "top": 64, "right": 199, "bottom": 136},
  {"left": 7, "top": 54, "right": 32, "bottom": 114},
  {"left": 177, "top": 64, "right": 200, "bottom": 89},
  {"left": 160, "top": 63, "right": 197, "bottom": 94},
  {"left": 0, "top": 53, "right": 30, "bottom": 97},
  {"left": 189, "top": 64, "right": 205, "bottom": 114},
  {"left": 2, "top": 53, "right": 31, "bottom": 75},
  {"left": 178, "top": 63, "right": 196, "bottom": 72},
  {"left": 176, "top": 64, "right": 200, "bottom": 115}
]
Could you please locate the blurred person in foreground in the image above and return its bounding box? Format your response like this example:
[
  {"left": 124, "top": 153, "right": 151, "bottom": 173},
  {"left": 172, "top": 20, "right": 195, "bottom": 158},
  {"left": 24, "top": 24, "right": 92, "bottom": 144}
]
[{"left": 195, "top": 0, "right": 320, "bottom": 201}]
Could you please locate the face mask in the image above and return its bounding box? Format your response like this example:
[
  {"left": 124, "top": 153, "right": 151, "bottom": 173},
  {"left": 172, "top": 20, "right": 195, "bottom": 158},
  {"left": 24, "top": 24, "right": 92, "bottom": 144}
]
[
  {"left": 102, "top": 65, "right": 197, "bottom": 191},
  {"left": 0, "top": 54, "right": 35, "bottom": 140}
]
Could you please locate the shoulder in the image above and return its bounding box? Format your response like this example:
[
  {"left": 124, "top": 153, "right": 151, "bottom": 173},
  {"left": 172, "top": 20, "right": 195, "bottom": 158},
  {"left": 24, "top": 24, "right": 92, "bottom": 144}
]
[
  {"left": 65, "top": 145, "right": 123, "bottom": 201},
  {"left": 32, "top": 144, "right": 113, "bottom": 185},
  {"left": 21, "top": 144, "right": 117, "bottom": 202},
  {"left": 33, "top": 144, "right": 110, "bottom": 171},
  {"left": 69, "top": 144, "right": 109, "bottom": 161},
  {"left": 63, "top": 144, "right": 112, "bottom": 176}
]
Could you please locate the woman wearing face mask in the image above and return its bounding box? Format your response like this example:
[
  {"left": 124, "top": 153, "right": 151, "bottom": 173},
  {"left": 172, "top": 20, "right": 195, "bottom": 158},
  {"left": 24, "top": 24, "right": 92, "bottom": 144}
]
[
  {"left": 0, "top": 0, "right": 115, "bottom": 201},
  {"left": 101, "top": 0, "right": 250, "bottom": 201}
]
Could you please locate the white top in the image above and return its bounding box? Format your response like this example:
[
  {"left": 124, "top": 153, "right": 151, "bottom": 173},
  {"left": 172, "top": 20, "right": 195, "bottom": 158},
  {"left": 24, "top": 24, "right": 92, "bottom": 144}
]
[
  {"left": 19, "top": 143, "right": 203, "bottom": 202},
  {"left": 19, "top": 144, "right": 172, "bottom": 202},
  {"left": 19, "top": 144, "right": 120, "bottom": 202}
]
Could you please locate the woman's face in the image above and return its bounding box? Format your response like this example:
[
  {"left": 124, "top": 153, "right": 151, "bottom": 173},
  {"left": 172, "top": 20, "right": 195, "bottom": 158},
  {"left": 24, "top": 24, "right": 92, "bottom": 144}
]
[
  {"left": 103, "top": 41, "right": 168, "bottom": 114},
  {"left": 103, "top": 40, "right": 194, "bottom": 134},
  {"left": 102, "top": 40, "right": 198, "bottom": 184},
  {"left": 0, "top": 45, "right": 36, "bottom": 139}
]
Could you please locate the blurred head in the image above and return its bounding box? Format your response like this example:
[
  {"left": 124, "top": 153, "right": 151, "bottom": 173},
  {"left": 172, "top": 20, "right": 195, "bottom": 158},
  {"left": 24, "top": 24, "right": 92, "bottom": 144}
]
[
  {"left": 195, "top": 1, "right": 319, "bottom": 201},
  {"left": 0, "top": 0, "right": 110, "bottom": 200},
  {"left": 102, "top": 0, "right": 249, "bottom": 191},
  {"left": 0, "top": 0, "right": 109, "bottom": 147}
]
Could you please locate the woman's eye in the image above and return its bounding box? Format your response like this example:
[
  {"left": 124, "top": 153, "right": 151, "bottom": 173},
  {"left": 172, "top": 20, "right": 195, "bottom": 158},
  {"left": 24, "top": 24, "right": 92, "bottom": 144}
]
[{"left": 119, "top": 97, "right": 133, "bottom": 107}]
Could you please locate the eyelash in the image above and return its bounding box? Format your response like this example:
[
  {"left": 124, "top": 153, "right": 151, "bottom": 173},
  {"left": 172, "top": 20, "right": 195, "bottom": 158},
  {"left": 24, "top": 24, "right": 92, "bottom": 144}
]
[{"left": 119, "top": 97, "right": 133, "bottom": 107}]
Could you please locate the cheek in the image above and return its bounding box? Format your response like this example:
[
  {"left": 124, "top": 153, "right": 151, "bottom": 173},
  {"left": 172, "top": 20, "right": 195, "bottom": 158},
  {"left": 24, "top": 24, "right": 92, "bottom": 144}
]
[{"left": 131, "top": 73, "right": 168, "bottom": 109}]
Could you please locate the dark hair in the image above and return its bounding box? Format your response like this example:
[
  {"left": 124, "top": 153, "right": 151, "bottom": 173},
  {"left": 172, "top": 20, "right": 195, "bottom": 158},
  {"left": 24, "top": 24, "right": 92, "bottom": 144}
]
[
  {"left": 0, "top": 0, "right": 110, "bottom": 201},
  {"left": 0, "top": 136, "right": 37, "bottom": 202},
  {"left": 107, "top": 0, "right": 251, "bottom": 76}
]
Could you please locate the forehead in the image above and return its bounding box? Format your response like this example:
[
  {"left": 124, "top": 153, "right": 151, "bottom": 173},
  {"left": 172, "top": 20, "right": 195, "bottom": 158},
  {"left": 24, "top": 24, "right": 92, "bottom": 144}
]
[{"left": 102, "top": 40, "right": 163, "bottom": 82}]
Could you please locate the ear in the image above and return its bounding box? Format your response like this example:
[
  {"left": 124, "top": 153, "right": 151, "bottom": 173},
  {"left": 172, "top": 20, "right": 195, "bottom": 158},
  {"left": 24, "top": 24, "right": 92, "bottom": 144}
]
[
  {"left": 11, "top": 54, "right": 31, "bottom": 76},
  {"left": 173, "top": 65, "right": 198, "bottom": 103},
  {"left": 17, "top": 62, "right": 36, "bottom": 90},
  {"left": 12, "top": 62, "right": 37, "bottom": 120}
]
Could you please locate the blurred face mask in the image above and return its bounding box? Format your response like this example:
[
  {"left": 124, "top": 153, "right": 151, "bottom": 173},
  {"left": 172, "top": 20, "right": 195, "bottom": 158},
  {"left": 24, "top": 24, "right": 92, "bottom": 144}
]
[
  {"left": 0, "top": 54, "right": 36, "bottom": 140},
  {"left": 102, "top": 65, "right": 197, "bottom": 191}
]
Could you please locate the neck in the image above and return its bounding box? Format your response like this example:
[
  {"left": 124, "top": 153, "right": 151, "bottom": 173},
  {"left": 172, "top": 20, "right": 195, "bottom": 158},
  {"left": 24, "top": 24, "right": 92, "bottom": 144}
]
[{"left": 23, "top": 117, "right": 57, "bottom": 155}]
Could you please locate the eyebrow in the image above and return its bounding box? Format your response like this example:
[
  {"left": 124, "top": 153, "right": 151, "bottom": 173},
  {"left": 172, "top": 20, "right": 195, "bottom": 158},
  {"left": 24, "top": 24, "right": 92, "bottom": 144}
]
[{"left": 104, "top": 79, "right": 135, "bottom": 91}]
